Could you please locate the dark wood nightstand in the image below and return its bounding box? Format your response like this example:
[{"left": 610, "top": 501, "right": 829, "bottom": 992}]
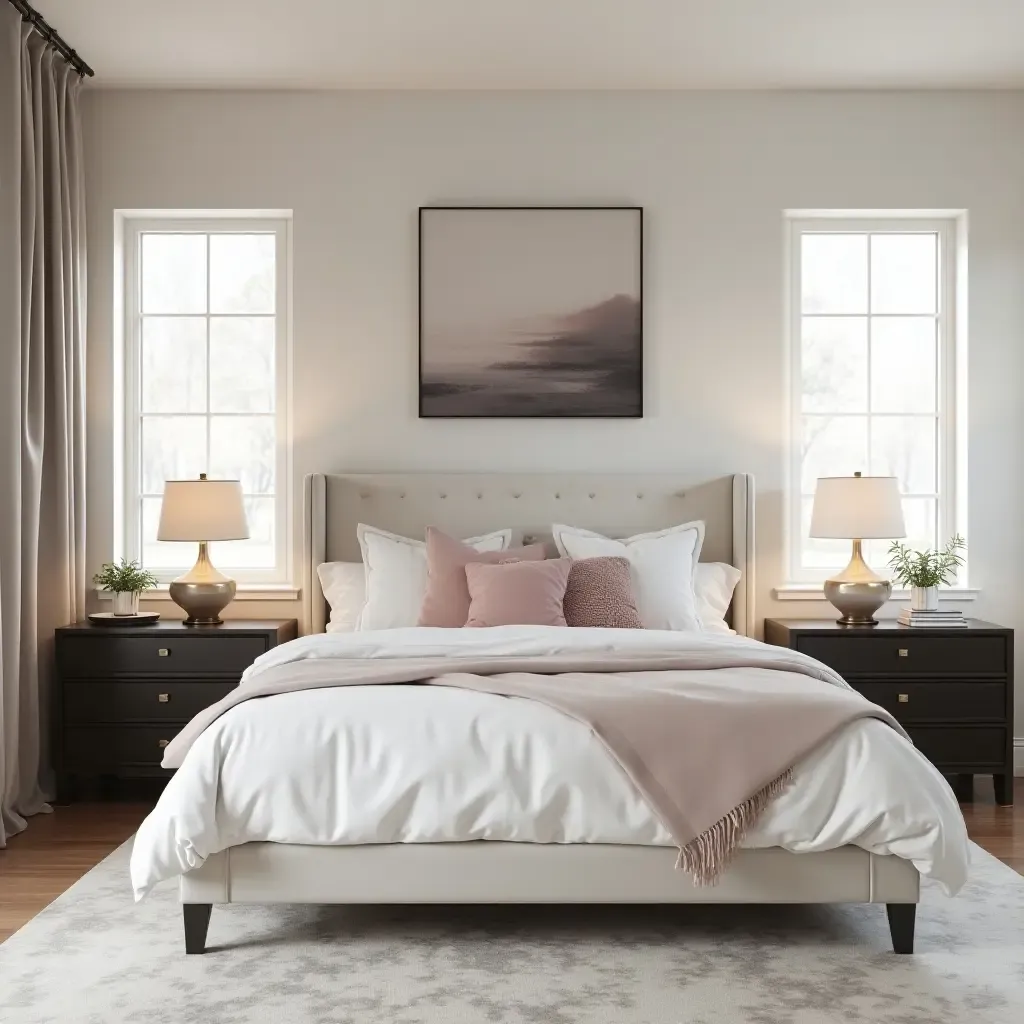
[
  {"left": 54, "top": 618, "right": 297, "bottom": 800},
  {"left": 764, "top": 618, "right": 1015, "bottom": 806}
]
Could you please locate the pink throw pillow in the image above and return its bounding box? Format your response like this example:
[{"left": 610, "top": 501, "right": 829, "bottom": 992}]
[
  {"left": 465, "top": 559, "right": 572, "bottom": 628},
  {"left": 563, "top": 556, "right": 643, "bottom": 629},
  {"left": 418, "top": 527, "right": 546, "bottom": 627}
]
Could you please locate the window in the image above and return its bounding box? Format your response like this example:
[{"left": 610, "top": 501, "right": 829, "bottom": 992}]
[
  {"left": 120, "top": 216, "right": 291, "bottom": 583},
  {"left": 786, "top": 214, "right": 965, "bottom": 584}
]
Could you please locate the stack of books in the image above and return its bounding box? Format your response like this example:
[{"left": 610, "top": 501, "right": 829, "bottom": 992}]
[{"left": 896, "top": 607, "right": 966, "bottom": 628}]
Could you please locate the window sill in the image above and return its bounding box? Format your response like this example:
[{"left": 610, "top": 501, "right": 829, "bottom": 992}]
[
  {"left": 773, "top": 584, "right": 978, "bottom": 602},
  {"left": 96, "top": 584, "right": 301, "bottom": 602}
]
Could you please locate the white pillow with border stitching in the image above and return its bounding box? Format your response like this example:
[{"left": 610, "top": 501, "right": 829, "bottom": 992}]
[
  {"left": 356, "top": 524, "right": 511, "bottom": 631},
  {"left": 552, "top": 520, "right": 705, "bottom": 632},
  {"left": 320, "top": 556, "right": 738, "bottom": 634}
]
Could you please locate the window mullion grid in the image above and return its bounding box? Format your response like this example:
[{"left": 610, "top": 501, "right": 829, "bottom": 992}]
[
  {"left": 935, "top": 229, "right": 947, "bottom": 553},
  {"left": 791, "top": 218, "right": 957, "bottom": 582},
  {"left": 126, "top": 220, "right": 288, "bottom": 582},
  {"left": 793, "top": 226, "right": 803, "bottom": 579},
  {"left": 141, "top": 492, "right": 271, "bottom": 499},
  {"left": 865, "top": 235, "right": 873, "bottom": 480},
  {"left": 125, "top": 311, "right": 264, "bottom": 318},
  {"left": 796, "top": 231, "right": 821, "bottom": 578},
  {"left": 134, "top": 411, "right": 278, "bottom": 418},
  {"left": 134, "top": 232, "right": 144, "bottom": 567},
  {"left": 205, "top": 233, "right": 212, "bottom": 477},
  {"left": 799, "top": 312, "right": 938, "bottom": 319},
  {"left": 798, "top": 411, "right": 940, "bottom": 418}
]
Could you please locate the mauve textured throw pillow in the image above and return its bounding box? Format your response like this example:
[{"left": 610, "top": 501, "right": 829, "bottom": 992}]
[
  {"left": 563, "top": 555, "right": 644, "bottom": 629},
  {"left": 418, "top": 527, "right": 546, "bottom": 627},
  {"left": 465, "top": 558, "right": 572, "bottom": 628}
]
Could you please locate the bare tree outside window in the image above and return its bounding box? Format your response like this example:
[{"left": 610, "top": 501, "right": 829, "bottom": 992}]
[
  {"left": 789, "top": 219, "right": 958, "bottom": 581},
  {"left": 130, "top": 225, "right": 286, "bottom": 577}
]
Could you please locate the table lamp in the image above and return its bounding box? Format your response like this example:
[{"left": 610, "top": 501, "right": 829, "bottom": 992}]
[
  {"left": 157, "top": 474, "right": 249, "bottom": 625},
  {"left": 809, "top": 472, "right": 906, "bottom": 626}
]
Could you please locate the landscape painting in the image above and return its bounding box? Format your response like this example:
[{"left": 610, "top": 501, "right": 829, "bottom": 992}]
[{"left": 419, "top": 207, "right": 642, "bottom": 417}]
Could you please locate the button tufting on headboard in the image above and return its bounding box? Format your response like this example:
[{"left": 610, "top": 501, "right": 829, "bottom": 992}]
[{"left": 306, "top": 472, "right": 754, "bottom": 639}]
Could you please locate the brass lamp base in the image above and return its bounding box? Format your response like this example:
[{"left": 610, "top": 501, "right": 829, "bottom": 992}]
[
  {"left": 823, "top": 539, "right": 892, "bottom": 627},
  {"left": 168, "top": 542, "right": 236, "bottom": 626}
]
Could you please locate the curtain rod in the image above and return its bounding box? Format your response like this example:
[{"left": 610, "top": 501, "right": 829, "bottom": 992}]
[{"left": 7, "top": 0, "right": 94, "bottom": 77}]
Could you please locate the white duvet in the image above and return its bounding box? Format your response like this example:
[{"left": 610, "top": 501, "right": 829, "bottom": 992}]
[{"left": 131, "top": 626, "right": 970, "bottom": 899}]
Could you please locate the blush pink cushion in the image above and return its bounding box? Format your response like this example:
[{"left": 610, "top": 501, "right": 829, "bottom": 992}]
[
  {"left": 563, "top": 556, "right": 643, "bottom": 629},
  {"left": 465, "top": 558, "right": 572, "bottom": 628},
  {"left": 418, "top": 527, "right": 546, "bottom": 627}
]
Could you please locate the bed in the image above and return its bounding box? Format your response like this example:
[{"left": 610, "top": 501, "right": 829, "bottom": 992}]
[{"left": 129, "top": 473, "right": 969, "bottom": 955}]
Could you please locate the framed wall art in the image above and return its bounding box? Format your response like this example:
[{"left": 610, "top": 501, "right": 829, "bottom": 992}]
[{"left": 419, "top": 206, "right": 643, "bottom": 418}]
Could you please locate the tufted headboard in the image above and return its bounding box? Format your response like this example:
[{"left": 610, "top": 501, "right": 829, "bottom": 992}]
[{"left": 303, "top": 473, "right": 755, "bottom": 637}]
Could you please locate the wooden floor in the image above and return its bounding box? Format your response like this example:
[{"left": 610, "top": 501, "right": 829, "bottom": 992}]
[{"left": 1, "top": 778, "right": 1021, "bottom": 945}]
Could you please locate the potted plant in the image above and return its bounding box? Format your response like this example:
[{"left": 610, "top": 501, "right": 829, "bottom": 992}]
[
  {"left": 93, "top": 558, "right": 159, "bottom": 616},
  {"left": 887, "top": 535, "right": 966, "bottom": 611}
]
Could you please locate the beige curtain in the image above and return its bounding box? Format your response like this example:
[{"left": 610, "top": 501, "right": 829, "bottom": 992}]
[{"left": 0, "top": 6, "right": 87, "bottom": 845}]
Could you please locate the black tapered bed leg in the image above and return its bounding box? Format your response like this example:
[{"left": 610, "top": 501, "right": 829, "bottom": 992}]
[
  {"left": 183, "top": 903, "right": 212, "bottom": 954},
  {"left": 886, "top": 903, "right": 916, "bottom": 954}
]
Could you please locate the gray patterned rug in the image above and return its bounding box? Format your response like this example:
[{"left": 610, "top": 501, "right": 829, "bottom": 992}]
[{"left": 1, "top": 841, "right": 1022, "bottom": 1024}]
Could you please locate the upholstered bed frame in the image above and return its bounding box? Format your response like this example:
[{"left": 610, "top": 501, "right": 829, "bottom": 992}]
[{"left": 178, "top": 472, "right": 920, "bottom": 954}]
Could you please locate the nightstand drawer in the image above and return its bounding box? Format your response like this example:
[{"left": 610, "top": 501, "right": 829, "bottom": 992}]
[
  {"left": 856, "top": 681, "right": 1005, "bottom": 723},
  {"left": 63, "top": 681, "right": 237, "bottom": 724},
  {"left": 65, "top": 725, "right": 181, "bottom": 772},
  {"left": 798, "top": 635, "right": 1006, "bottom": 676},
  {"left": 764, "top": 619, "right": 1014, "bottom": 806},
  {"left": 909, "top": 726, "right": 1006, "bottom": 767},
  {"left": 59, "top": 636, "right": 266, "bottom": 678}
]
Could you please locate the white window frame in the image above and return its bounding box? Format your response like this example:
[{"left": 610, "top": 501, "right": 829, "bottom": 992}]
[
  {"left": 783, "top": 211, "right": 968, "bottom": 589},
  {"left": 117, "top": 212, "right": 293, "bottom": 587}
]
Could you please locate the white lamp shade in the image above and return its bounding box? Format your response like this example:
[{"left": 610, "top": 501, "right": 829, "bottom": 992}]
[
  {"left": 809, "top": 475, "right": 907, "bottom": 540},
  {"left": 157, "top": 478, "right": 249, "bottom": 542}
]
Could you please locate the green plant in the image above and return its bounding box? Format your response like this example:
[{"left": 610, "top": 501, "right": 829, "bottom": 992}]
[
  {"left": 887, "top": 534, "right": 966, "bottom": 589},
  {"left": 92, "top": 558, "right": 158, "bottom": 594}
]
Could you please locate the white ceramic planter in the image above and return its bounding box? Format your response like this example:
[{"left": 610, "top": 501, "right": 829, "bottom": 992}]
[
  {"left": 910, "top": 585, "right": 939, "bottom": 612},
  {"left": 112, "top": 591, "right": 140, "bottom": 616}
]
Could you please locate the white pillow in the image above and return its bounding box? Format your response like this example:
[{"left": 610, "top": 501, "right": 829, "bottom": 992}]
[
  {"left": 322, "top": 552, "right": 737, "bottom": 635},
  {"left": 552, "top": 521, "right": 705, "bottom": 632},
  {"left": 317, "top": 561, "right": 366, "bottom": 633},
  {"left": 356, "top": 525, "right": 511, "bottom": 631},
  {"left": 694, "top": 561, "right": 742, "bottom": 635}
]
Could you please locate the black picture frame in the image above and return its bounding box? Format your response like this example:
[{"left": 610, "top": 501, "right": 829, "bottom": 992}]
[{"left": 418, "top": 205, "right": 644, "bottom": 419}]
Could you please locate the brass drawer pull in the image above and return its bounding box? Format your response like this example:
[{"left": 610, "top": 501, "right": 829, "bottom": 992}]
[
  {"left": 157, "top": 693, "right": 170, "bottom": 703},
  {"left": 158, "top": 738, "right": 170, "bottom": 748},
  {"left": 158, "top": 648, "right": 170, "bottom": 657},
  {"left": 898, "top": 693, "right": 909, "bottom": 703},
  {"left": 898, "top": 649, "right": 909, "bottom": 658}
]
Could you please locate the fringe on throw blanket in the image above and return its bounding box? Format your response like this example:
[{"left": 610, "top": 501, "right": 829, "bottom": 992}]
[{"left": 676, "top": 769, "right": 795, "bottom": 885}]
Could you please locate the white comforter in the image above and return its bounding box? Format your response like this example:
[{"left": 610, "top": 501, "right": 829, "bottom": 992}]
[{"left": 130, "top": 626, "right": 970, "bottom": 899}]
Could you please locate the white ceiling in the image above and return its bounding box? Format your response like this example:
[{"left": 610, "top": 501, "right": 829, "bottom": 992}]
[{"left": 39, "top": 0, "right": 1024, "bottom": 90}]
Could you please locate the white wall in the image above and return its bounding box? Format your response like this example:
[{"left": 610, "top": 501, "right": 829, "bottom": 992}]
[{"left": 81, "top": 90, "right": 1024, "bottom": 729}]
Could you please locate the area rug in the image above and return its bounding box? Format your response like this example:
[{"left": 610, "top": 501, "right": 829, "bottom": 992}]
[{"left": 1, "top": 842, "right": 1021, "bottom": 1024}]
